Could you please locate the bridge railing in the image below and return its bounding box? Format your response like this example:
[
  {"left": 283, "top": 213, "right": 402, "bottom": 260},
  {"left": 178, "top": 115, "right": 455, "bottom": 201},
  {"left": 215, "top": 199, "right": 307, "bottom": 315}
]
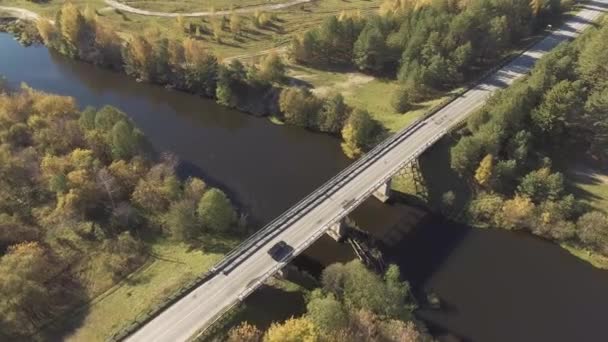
[
  {"left": 211, "top": 115, "right": 432, "bottom": 273},
  {"left": 118, "top": 8, "right": 596, "bottom": 340},
  {"left": 123, "top": 30, "right": 550, "bottom": 341},
  {"left": 192, "top": 126, "right": 452, "bottom": 340}
]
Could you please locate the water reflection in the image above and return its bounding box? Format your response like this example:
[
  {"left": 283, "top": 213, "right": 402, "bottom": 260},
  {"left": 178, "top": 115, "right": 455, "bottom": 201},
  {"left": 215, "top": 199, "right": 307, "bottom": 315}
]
[{"left": 3, "top": 33, "right": 608, "bottom": 342}]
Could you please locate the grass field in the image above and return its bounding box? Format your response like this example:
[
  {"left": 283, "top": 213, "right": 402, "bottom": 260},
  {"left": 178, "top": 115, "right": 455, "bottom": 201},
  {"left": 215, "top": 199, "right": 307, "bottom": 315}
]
[
  {"left": 121, "top": 0, "right": 285, "bottom": 12},
  {"left": 1, "top": 0, "right": 491, "bottom": 135},
  {"left": 562, "top": 244, "right": 608, "bottom": 270},
  {"left": 566, "top": 165, "right": 608, "bottom": 213},
  {"left": 60, "top": 237, "right": 236, "bottom": 342},
  {"left": 288, "top": 64, "right": 460, "bottom": 133},
  {"left": 1, "top": 0, "right": 380, "bottom": 59}
]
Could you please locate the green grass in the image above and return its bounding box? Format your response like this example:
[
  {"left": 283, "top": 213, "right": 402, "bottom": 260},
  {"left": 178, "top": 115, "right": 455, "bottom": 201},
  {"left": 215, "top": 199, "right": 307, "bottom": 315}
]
[
  {"left": 267, "top": 115, "right": 285, "bottom": 125},
  {"left": 566, "top": 165, "right": 608, "bottom": 213},
  {"left": 1, "top": 0, "right": 380, "bottom": 60},
  {"left": 1, "top": 0, "right": 107, "bottom": 17},
  {"left": 62, "top": 237, "right": 236, "bottom": 342},
  {"left": 288, "top": 64, "right": 459, "bottom": 133},
  {"left": 561, "top": 244, "right": 608, "bottom": 270},
  {"left": 348, "top": 82, "right": 460, "bottom": 132},
  {"left": 121, "top": 0, "right": 284, "bottom": 12}
]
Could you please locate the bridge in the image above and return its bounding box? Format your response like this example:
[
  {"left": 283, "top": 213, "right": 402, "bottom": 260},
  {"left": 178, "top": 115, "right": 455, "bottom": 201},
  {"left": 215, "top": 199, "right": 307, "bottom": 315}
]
[{"left": 124, "top": 3, "right": 606, "bottom": 341}]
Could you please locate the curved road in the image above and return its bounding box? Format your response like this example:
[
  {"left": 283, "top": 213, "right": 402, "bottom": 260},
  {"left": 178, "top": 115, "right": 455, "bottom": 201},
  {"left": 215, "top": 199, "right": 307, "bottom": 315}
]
[
  {"left": 0, "top": 6, "right": 41, "bottom": 21},
  {"left": 123, "top": 2, "right": 607, "bottom": 341},
  {"left": 104, "top": 0, "right": 311, "bottom": 17}
]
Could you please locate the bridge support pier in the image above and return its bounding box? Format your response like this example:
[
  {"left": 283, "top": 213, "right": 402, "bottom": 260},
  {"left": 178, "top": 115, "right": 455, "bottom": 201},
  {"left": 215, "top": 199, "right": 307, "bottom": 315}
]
[
  {"left": 326, "top": 219, "right": 347, "bottom": 242},
  {"left": 373, "top": 178, "right": 392, "bottom": 203},
  {"left": 410, "top": 159, "right": 428, "bottom": 202}
]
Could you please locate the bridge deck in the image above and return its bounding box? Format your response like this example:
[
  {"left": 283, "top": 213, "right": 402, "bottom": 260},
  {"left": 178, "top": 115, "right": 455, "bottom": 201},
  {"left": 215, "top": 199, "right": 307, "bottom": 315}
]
[{"left": 125, "top": 3, "right": 607, "bottom": 341}]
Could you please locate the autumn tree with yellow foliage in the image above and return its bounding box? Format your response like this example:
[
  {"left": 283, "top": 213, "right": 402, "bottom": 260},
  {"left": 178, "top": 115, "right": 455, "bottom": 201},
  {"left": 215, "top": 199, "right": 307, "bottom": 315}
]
[
  {"left": 264, "top": 317, "right": 319, "bottom": 342},
  {"left": 474, "top": 154, "right": 494, "bottom": 187},
  {"left": 235, "top": 261, "right": 429, "bottom": 342},
  {"left": 0, "top": 85, "right": 240, "bottom": 339},
  {"left": 452, "top": 18, "right": 608, "bottom": 265}
]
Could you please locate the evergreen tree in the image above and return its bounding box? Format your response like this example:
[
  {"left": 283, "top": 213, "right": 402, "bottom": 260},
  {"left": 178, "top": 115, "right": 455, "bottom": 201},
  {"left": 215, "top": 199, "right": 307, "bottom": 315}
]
[{"left": 353, "top": 24, "right": 387, "bottom": 73}]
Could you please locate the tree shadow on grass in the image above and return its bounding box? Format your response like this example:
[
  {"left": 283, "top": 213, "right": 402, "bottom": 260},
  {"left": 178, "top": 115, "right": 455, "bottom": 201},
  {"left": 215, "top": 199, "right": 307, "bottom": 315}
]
[
  {"left": 123, "top": 271, "right": 154, "bottom": 287},
  {"left": 552, "top": 148, "right": 608, "bottom": 209},
  {"left": 286, "top": 75, "right": 314, "bottom": 88},
  {"left": 565, "top": 169, "right": 606, "bottom": 208},
  {"left": 186, "top": 233, "right": 238, "bottom": 255},
  {"left": 31, "top": 281, "right": 89, "bottom": 342}
]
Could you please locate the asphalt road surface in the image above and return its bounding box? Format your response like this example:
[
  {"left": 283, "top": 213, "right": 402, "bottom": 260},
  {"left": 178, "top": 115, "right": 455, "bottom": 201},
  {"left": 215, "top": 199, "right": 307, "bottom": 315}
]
[{"left": 125, "top": 2, "right": 607, "bottom": 341}]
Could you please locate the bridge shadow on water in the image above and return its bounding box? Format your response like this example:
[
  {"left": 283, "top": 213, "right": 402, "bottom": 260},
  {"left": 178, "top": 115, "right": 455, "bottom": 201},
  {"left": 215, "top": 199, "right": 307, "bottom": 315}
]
[
  {"left": 349, "top": 133, "right": 608, "bottom": 341},
  {"left": 229, "top": 284, "right": 307, "bottom": 332},
  {"left": 382, "top": 216, "right": 471, "bottom": 291}
]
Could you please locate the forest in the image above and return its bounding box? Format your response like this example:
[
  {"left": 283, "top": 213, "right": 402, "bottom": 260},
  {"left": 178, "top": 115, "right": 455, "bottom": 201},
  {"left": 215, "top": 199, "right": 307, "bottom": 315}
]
[
  {"left": 29, "top": 2, "right": 382, "bottom": 159},
  {"left": 450, "top": 17, "right": 608, "bottom": 257},
  {"left": 27, "top": 0, "right": 575, "bottom": 159},
  {"left": 0, "top": 83, "right": 240, "bottom": 339},
  {"left": 224, "top": 260, "right": 431, "bottom": 342},
  {"left": 291, "top": 0, "right": 567, "bottom": 111}
]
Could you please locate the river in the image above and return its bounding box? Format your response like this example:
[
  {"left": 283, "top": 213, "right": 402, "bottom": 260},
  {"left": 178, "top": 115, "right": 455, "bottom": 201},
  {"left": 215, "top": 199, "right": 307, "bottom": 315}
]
[{"left": 2, "top": 33, "right": 608, "bottom": 341}]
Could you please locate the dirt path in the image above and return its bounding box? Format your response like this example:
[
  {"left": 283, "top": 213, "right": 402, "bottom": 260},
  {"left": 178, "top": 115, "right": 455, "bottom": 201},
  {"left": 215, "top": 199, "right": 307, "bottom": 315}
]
[
  {"left": 222, "top": 46, "right": 289, "bottom": 63},
  {"left": 104, "top": 0, "right": 312, "bottom": 17},
  {"left": 311, "top": 73, "right": 375, "bottom": 97},
  {"left": 0, "top": 6, "right": 41, "bottom": 21}
]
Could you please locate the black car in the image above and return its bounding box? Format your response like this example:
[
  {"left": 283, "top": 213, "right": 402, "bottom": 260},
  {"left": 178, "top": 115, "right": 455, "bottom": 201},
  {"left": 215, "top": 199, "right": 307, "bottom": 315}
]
[{"left": 268, "top": 241, "right": 293, "bottom": 261}]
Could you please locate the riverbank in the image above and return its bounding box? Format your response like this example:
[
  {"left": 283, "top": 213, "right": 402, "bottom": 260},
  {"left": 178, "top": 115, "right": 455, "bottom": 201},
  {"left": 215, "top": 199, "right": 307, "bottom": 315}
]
[
  {"left": 64, "top": 238, "right": 235, "bottom": 341},
  {"left": 0, "top": 1, "right": 583, "bottom": 161},
  {"left": 390, "top": 10, "right": 608, "bottom": 271},
  {"left": 0, "top": 80, "right": 248, "bottom": 341},
  {"left": 0, "top": 0, "right": 378, "bottom": 59},
  {"left": 0, "top": 16, "right": 40, "bottom": 45},
  {"left": 391, "top": 134, "right": 608, "bottom": 271},
  {"left": 3, "top": 28, "right": 608, "bottom": 341}
]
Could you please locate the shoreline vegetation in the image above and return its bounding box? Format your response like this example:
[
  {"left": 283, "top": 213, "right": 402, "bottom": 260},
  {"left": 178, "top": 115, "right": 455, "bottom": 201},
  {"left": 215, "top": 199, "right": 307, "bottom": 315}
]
[
  {"left": 0, "top": 82, "right": 243, "bottom": 340},
  {"left": 393, "top": 14, "right": 608, "bottom": 270},
  {"left": 211, "top": 260, "right": 433, "bottom": 342},
  {"left": 1, "top": 0, "right": 575, "bottom": 159},
  {"left": 451, "top": 14, "right": 608, "bottom": 268},
  {"left": 1, "top": 0, "right": 607, "bottom": 340}
]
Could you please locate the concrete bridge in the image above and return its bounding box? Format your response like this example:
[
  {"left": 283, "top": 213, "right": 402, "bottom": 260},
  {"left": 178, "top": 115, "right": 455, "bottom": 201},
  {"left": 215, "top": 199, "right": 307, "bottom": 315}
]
[{"left": 124, "top": 2, "right": 607, "bottom": 341}]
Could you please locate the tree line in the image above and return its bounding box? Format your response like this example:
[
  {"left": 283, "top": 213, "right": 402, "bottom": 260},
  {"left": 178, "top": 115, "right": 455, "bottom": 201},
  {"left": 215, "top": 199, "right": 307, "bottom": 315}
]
[
  {"left": 291, "top": 0, "right": 568, "bottom": 112},
  {"left": 31, "top": 3, "right": 388, "bottom": 159},
  {"left": 450, "top": 17, "right": 608, "bottom": 257},
  {"left": 225, "top": 260, "right": 431, "bottom": 342},
  {"left": 278, "top": 87, "right": 385, "bottom": 158},
  {"left": 0, "top": 84, "right": 240, "bottom": 339},
  {"left": 35, "top": 4, "right": 287, "bottom": 112}
]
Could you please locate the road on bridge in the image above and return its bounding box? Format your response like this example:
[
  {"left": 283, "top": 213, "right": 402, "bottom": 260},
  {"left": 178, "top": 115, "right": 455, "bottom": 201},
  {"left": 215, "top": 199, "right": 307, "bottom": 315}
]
[{"left": 125, "top": 2, "right": 607, "bottom": 341}]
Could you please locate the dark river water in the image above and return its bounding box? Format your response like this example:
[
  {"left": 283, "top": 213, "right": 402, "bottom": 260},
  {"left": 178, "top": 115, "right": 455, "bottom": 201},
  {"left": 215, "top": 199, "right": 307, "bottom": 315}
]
[{"left": 2, "top": 33, "right": 607, "bottom": 341}]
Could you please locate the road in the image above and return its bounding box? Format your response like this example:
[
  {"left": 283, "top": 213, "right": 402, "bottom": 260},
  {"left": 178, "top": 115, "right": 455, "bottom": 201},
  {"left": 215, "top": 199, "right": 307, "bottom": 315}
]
[
  {"left": 125, "top": 2, "right": 607, "bottom": 341},
  {"left": 104, "top": 0, "right": 312, "bottom": 17},
  {"left": 0, "top": 6, "right": 41, "bottom": 21}
]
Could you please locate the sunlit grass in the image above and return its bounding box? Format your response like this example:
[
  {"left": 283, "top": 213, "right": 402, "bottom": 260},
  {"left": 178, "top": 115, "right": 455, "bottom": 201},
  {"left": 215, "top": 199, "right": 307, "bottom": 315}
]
[
  {"left": 566, "top": 166, "right": 608, "bottom": 213},
  {"left": 121, "top": 0, "right": 284, "bottom": 13},
  {"left": 561, "top": 244, "right": 608, "bottom": 270},
  {"left": 2, "top": 0, "right": 381, "bottom": 60},
  {"left": 63, "top": 237, "right": 236, "bottom": 342}
]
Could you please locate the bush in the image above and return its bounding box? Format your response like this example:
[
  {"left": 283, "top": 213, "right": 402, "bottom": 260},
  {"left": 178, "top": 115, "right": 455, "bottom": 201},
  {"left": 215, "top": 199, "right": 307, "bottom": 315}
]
[{"left": 391, "top": 86, "right": 412, "bottom": 113}]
